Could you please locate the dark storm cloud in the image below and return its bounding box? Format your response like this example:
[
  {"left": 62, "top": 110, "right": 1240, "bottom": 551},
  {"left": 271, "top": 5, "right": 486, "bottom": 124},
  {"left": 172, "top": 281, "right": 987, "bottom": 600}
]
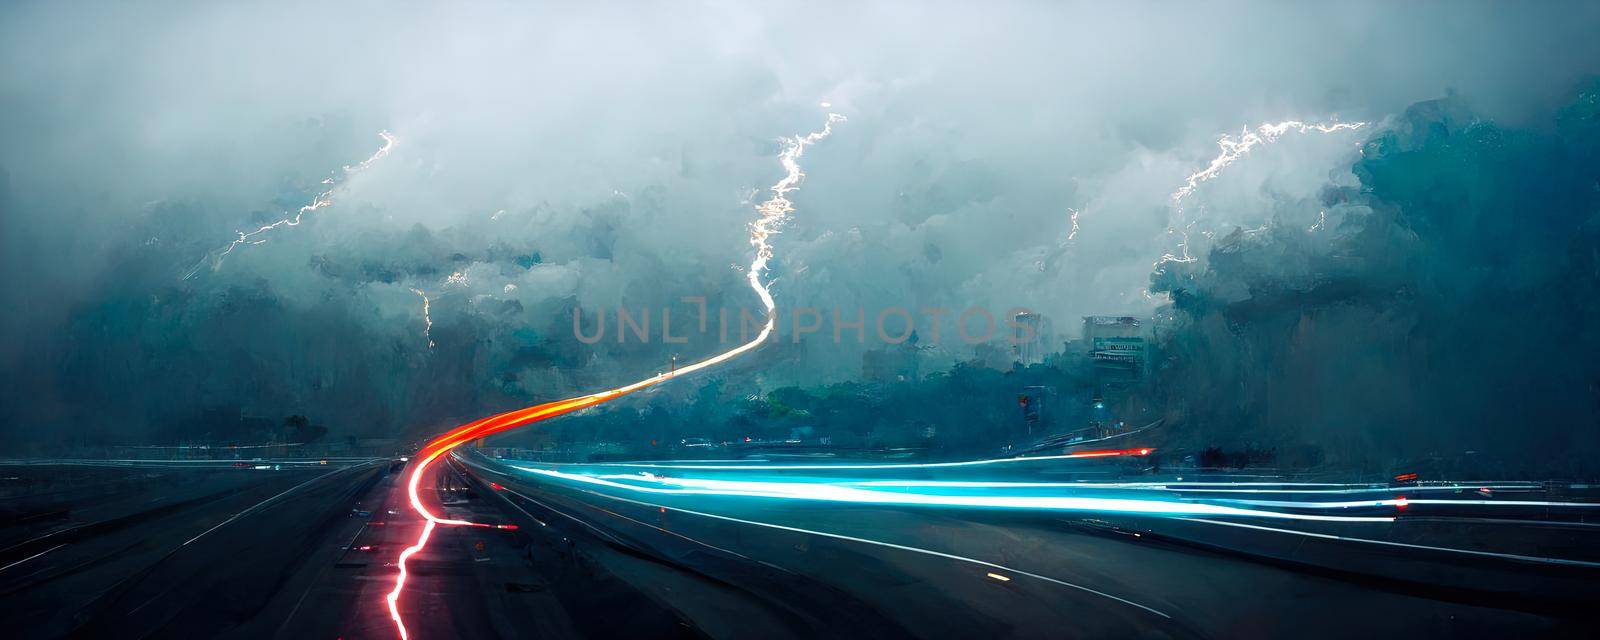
[{"left": 0, "top": 0, "right": 1596, "bottom": 448}]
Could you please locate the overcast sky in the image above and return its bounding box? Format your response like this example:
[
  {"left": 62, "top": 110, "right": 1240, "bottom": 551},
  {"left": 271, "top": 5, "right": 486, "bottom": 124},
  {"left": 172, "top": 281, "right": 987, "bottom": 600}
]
[{"left": 2, "top": 1, "right": 1598, "bottom": 438}]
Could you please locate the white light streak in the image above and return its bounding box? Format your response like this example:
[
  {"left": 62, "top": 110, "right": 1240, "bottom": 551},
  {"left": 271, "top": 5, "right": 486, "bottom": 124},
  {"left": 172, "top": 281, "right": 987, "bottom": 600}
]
[
  {"left": 512, "top": 465, "right": 1395, "bottom": 523},
  {"left": 611, "top": 448, "right": 1146, "bottom": 470},
  {"left": 0, "top": 544, "right": 65, "bottom": 574},
  {"left": 1222, "top": 497, "right": 1600, "bottom": 509}
]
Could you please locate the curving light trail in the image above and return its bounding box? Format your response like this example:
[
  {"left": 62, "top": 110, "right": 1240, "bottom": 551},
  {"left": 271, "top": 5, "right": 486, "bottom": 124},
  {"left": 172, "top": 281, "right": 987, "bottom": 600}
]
[
  {"left": 608, "top": 447, "right": 1154, "bottom": 471},
  {"left": 508, "top": 464, "right": 1398, "bottom": 523},
  {"left": 489, "top": 458, "right": 1600, "bottom": 569},
  {"left": 386, "top": 113, "right": 845, "bottom": 640},
  {"left": 487, "top": 452, "right": 1600, "bottom": 525},
  {"left": 836, "top": 480, "right": 1547, "bottom": 493},
  {"left": 463, "top": 455, "right": 1600, "bottom": 605},
  {"left": 184, "top": 130, "right": 398, "bottom": 279}
]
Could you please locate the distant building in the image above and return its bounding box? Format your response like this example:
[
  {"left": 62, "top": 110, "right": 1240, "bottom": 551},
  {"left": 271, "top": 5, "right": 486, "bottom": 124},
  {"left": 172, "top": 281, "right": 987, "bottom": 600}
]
[
  {"left": 1082, "top": 316, "right": 1146, "bottom": 377},
  {"left": 862, "top": 332, "right": 922, "bottom": 382},
  {"left": 759, "top": 337, "right": 811, "bottom": 387},
  {"left": 1012, "top": 312, "right": 1056, "bottom": 365},
  {"left": 969, "top": 341, "right": 1015, "bottom": 371}
]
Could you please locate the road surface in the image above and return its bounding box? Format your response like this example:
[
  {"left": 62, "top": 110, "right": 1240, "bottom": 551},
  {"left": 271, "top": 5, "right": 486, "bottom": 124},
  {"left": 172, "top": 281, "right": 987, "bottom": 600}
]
[{"left": 5, "top": 455, "right": 1598, "bottom": 638}]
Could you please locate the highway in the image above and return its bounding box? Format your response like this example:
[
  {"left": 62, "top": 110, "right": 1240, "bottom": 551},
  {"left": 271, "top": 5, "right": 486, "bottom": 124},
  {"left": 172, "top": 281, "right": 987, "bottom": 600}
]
[
  {"left": 0, "top": 459, "right": 387, "bottom": 638},
  {"left": 5, "top": 454, "right": 1599, "bottom": 638},
  {"left": 448, "top": 452, "right": 1600, "bottom": 639}
]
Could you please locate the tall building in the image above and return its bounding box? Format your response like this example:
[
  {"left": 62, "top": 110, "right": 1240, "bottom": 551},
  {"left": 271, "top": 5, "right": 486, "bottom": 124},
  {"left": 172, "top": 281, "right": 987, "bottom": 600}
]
[
  {"left": 1012, "top": 312, "right": 1056, "bottom": 365},
  {"left": 1082, "top": 316, "right": 1146, "bottom": 377}
]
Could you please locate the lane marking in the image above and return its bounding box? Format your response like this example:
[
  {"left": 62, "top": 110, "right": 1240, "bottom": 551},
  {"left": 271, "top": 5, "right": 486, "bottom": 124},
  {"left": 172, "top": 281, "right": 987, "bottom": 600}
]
[
  {"left": 1185, "top": 518, "right": 1600, "bottom": 568},
  {"left": 0, "top": 544, "right": 66, "bottom": 574},
  {"left": 515, "top": 479, "right": 1173, "bottom": 620},
  {"left": 496, "top": 483, "right": 751, "bottom": 561},
  {"left": 182, "top": 464, "right": 369, "bottom": 547}
]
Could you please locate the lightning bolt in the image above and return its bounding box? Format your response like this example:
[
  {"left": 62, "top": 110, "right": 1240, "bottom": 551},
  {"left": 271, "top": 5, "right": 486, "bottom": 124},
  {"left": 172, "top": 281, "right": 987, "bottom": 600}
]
[
  {"left": 183, "top": 130, "right": 397, "bottom": 279},
  {"left": 386, "top": 112, "right": 845, "bottom": 640},
  {"left": 1169, "top": 120, "right": 1364, "bottom": 211},
  {"left": 1155, "top": 223, "right": 1200, "bottom": 266},
  {"left": 409, "top": 288, "right": 434, "bottom": 349},
  {"left": 1157, "top": 119, "right": 1365, "bottom": 267},
  {"left": 407, "top": 270, "right": 475, "bottom": 350},
  {"left": 1308, "top": 209, "right": 1328, "bottom": 233}
]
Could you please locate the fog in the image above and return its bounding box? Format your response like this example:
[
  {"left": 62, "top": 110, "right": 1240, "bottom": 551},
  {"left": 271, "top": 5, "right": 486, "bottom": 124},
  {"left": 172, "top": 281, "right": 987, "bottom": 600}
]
[{"left": 2, "top": 1, "right": 1597, "bottom": 460}]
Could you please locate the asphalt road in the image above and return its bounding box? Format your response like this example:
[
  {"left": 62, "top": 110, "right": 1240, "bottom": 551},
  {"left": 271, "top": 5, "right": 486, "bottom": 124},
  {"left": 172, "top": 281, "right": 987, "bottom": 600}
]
[
  {"left": 457, "top": 454, "right": 1600, "bottom": 640},
  {"left": 5, "top": 456, "right": 1598, "bottom": 639},
  {"left": 2, "top": 457, "right": 711, "bottom": 640},
  {"left": 0, "top": 460, "right": 387, "bottom": 638}
]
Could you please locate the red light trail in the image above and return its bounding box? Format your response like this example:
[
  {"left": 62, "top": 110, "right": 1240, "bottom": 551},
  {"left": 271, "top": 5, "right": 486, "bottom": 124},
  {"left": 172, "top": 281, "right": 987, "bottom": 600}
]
[{"left": 385, "top": 113, "right": 845, "bottom": 640}]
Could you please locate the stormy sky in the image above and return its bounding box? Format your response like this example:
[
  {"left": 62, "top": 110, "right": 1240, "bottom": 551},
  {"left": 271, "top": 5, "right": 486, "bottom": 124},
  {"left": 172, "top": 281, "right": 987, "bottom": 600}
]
[{"left": 2, "top": 1, "right": 1598, "bottom": 449}]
